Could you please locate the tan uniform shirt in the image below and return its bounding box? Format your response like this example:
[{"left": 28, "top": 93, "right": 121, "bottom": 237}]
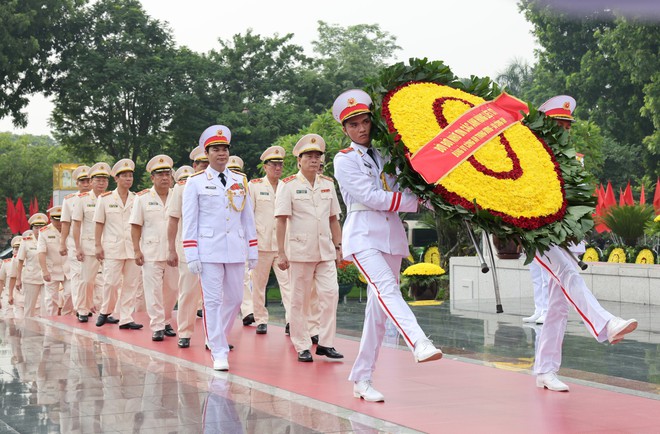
[
  {"left": 72, "top": 191, "right": 99, "bottom": 256},
  {"left": 129, "top": 186, "right": 171, "bottom": 262},
  {"left": 0, "top": 258, "right": 11, "bottom": 290},
  {"left": 36, "top": 224, "right": 69, "bottom": 280},
  {"left": 17, "top": 235, "right": 43, "bottom": 285},
  {"left": 94, "top": 189, "right": 136, "bottom": 260},
  {"left": 167, "top": 180, "right": 186, "bottom": 259},
  {"left": 60, "top": 192, "right": 81, "bottom": 251},
  {"left": 249, "top": 177, "right": 283, "bottom": 252},
  {"left": 274, "top": 172, "right": 340, "bottom": 262}
]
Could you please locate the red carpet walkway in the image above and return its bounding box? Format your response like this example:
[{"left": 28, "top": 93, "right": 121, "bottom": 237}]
[{"left": 50, "top": 313, "right": 660, "bottom": 433}]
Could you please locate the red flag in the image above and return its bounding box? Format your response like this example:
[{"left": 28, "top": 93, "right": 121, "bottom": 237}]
[
  {"left": 640, "top": 184, "right": 646, "bottom": 205},
  {"left": 15, "top": 197, "right": 29, "bottom": 233},
  {"left": 622, "top": 181, "right": 634, "bottom": 206},
  {"left": 592, "top": 185, "right": 610, "bottom": 233},
  {"left": 29, "top": 196, "right": 39, "bottom": 216},
  {"left": 604, "top": 182, "right": 616, "bottom": 209},
  {"left": 5, "top": 198, "right": 17, "bottom": 233},
  {"left": 654, "top": 178, "right": 660, "bottom": 214},
  {"left": 48, "top": 196, "right": 53, "bottom": 211},
  {"left": 618, "top": 187, "right": 625, "bottom": 206}
]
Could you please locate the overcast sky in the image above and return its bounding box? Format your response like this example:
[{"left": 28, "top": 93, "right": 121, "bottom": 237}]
[{"left": 0, "top": 0, "right": 538, "bottom": 137}]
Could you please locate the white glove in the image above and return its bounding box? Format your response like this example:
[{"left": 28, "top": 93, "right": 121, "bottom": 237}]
[
  {"left": 188, "top": 259, "right": 202, "bottom": 275},
  {"left": 248, "top": 259, "right": 258, "bottom": 270}
]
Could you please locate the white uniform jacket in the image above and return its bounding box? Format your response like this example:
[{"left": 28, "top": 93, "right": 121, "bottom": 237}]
[
  {"left": 181, "top": 166, "right": 258, "bottom": 264},
  {"left": 249, "top": 177, "right": 283, "bottom": 252},
  {"left": 94, "top": 189, "right": 136, "bottom": 260},
  {"left": 36, "top": 224, "right": 69, "bottom": 280},
  {"left": 333, "top": 142, "right": 418, "bottom": 259}
]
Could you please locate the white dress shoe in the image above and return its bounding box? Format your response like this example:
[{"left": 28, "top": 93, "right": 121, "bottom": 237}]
[
  {"left": 353, "top": 380, "right": 385, "bottom": 402},
  {"left": 535, "top": 312, "right": 547, "bottom": 324},
  {"left": 536, "top": 372, "right": 569, "bottom": 392},
  {"left": 213, "top": 359, "right": 229, "bottom": 371},
  {"left": 606, "top": 317, "right": 638, "bottom": 344},
  {"left": 522, "top": 312, "right": 542, "bottom": 323},
  {"left": 413, "top": 338, "right": 443, "bottom": 363}
]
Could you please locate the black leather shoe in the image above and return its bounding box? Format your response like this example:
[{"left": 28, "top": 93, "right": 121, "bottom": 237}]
[
  {"left": 95, "top": 314, "right": 107, "bottom": 327},
  {"left": 285, "top": 323, "right": 290, "bottom": 335},
  {"left": 297, "top": 350, "right": 313, "bottom": 362},
  {"left": 315, "top": 345, "right": 344, "bottom": 359},
  {"left": 311, "top": 335, "right": 319, "bottom": 345},
  {"left": 119, "top": 322, "right": 143, "bottom": 330},
  {"left": 164, "top": 324, "right": 176, "bottom": 337},
  {"left": 106, "top": 316, "right": 119, "bottom": 324},
  {"left": 77, "top": 314, "right": 88, "bottom": 323},
  {"left": 152, "top": 330, "right": 165, "bottom": 341},
  {"left": 178, "top": 338, "right": 190, "bottom": 348},
  {"left": 196, "top": 309, "right": 203, "bottom": 318},
  {"left": 242, "top": 313, "right": 255, "bottom": 326},
  {"left": 256, "top": 324, "right": 267, "bottom": 334}
]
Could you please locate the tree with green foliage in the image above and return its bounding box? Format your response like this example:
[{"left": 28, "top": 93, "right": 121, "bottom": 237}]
[{"left": 0, "top": 0, "right": 85, "bottom": 127}]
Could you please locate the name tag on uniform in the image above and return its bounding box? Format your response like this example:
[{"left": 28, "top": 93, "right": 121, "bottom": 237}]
[
  {"left": 321, "top": 189, "right": 330, "bottom": 193},
  {"left": 296, "top": 190, "right": 307, "bottom": 194},
  {"left": 260, "top": 192, "right": 269, "bottom": 196},
  {"left": 109, "top": 204, "right": 119, "bottom": 208},
  {"left": 363, "top": 162, "right": 373, "bottom": 169},
  {"left": 87, "top": 204, "right": 95, "bottom": 207},
  {"left": 148, "top": 201, "right": 160, "bottom": 206},
  {"left": 48, "top": 235, "right": 56, "bottom": 239},
  {"left": 205, "top": 185, "right": 217, "bottom": 190}
]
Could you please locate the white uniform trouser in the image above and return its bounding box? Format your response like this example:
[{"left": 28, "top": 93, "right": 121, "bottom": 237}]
[
  {"left": 101, "top": 258, "right": 140, "bottom": 325},
  {"left": 203, "top": 378, "right": 242, "bottom": 433},
  {"left": 76, "top": 255, "right": 100, "bottom": 316},
  {"left": 240, "top": 265, "right": 253, "bottom": 319},
  {"left": 289, "top": 260, "right": 339, "bottom": 353},
  {"left": 252, "top": 250, "right": 291, "bottom": 325},
  {"left": 23, "top": 282, "right": 43, "bottom": 318},
  {"left": 176, "top": 259, "right": 202, "bottom": 339},
  {"left": 533, "top": 245, "right": 614, "bottom": 375},
  {"left": 528, "top": 261, "right": 549, "bottom": 315},
  {"left": 349, "top": 249, "right": 426, "bottom": 382},
  {"left": 200, "top": 262, "right": 244, "bottom": 361},
  {"left": 68, "top": 250, "right": 81, "bottom": 313},
  {"left": 44, "top": 279, "right": 68, "bottom": 316},
  {"left": 142, "top": 261, "right": 178, "bottom": 332}
]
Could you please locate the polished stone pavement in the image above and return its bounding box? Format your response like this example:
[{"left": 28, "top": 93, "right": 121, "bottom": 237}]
[{"left": 1, "top": 294, "right": 659, "bottom": 433}]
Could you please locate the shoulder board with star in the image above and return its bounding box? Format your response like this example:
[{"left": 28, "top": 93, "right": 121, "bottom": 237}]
[
  {"left": 3, "top": 258, "right": 11, "bottom": 263},
  {"left": 100, "top": 191, "right": 112, "bottom": 197},
  {"left": 39, "top": 225, "right": 50, "bottom": 233},
  {"left": 320, "top": 175, "right": 335, "bottom": 183},
  {"left": 23, "top": 236, "right": 31, "bottom": 241},
  {"left": 137, "top": 189, "right": 150, "bottom": 196},
  {"left": 65, "top": 193, "right": 76, "bottom": 199},
  {"left": 177, "top": 180, "right": 187, "bottom": 185},
  {"left": 282, "top": 175, "right": 296, "bottom": 183},
  {"left": 190, "top": 170, "right": 205, "bottom": 178},
  {"left": 78, "top": 192, "right": 89, "bottom": 197},
  {"left": 339, "top": 147, "right": 355, "bottom": 154},
  {"left": 250, "top": 178, "right": 263, "bottom": 184}
]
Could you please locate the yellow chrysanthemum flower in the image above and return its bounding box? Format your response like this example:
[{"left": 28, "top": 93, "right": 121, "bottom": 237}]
[{"left": 403, "top": 263, "right": 446, "bottom": 276}]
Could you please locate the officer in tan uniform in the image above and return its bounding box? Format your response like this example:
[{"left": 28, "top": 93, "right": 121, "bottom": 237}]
[
  {"left": 37, "top": 206, "right": 71, "bottom": 316},
  {"left": 94, "top": 158, "right": 143, "bottom": 330},
  {"left": 72, "top": 162, "right": 111, "bottom": 322},
  {"left": 16, "top": 213, "right": 49, "bottom": 317},
  {"left": 59, "top": 165, "right": 91, "bottom": 317},
  {"left": 275, "top": 134, "right": 344, "bottom": 362},
  {"left": 168, "top": 145, "right": 209, "bottom": 349},
  {"left": 0, "top": 236, "right": 22, "bottom": 316},
  {"left": 130, "top": 155, "right": 178, "bottom": 341},
  {"left": 182, "top": 125, "right": 258, "bottom": 371},
  {"left": 249, "top": 146, "right": 292, "bottom": 335},
  {"left": 227, "top": 155, "right": 256, "bottom": 327}
]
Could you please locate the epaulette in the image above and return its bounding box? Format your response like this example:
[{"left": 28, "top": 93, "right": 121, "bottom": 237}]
[
  {"left": 190, "top": 171, "right": 204, "bottom": 178},
  {"left": 137, "top": 189, "right": 150, "bottom": 196},
  {"left": 39, "top": 226, "right": 50, "bottom": 232},
  {"left": 282, "top": 175, "right": 296, "bottom": 183},
  {"left": 23, "top": 237, "right": 31, "bottom": 241},
  {"left": 3, "top": 258, "right": 11, "bottom": 263},
  {"left": 339, "top": 147, "right": 355, "bottom": 154},
  {"left": 320, "top": 175, "right": 335, "bottom": 183},
  {"left": 100, "top": 191, "right": 112, "bottom": 197},
  {"left": 78, "top": 192, "right": 89, "bottom": 197},
  {"left": 229, "top": 169, "right": 245, "bottom": 176},
  {"left": 177, "top": 180, "right": 187, "bottom": 185},
  {"left": 65, "top": 193, "right": 76, "bottom": 199},
  {"left": 250, "top": 178, "right": 263, "bottom": 184}
]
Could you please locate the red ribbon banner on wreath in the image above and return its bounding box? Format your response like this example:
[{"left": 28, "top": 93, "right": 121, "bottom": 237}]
[{"left": 407, "top": 92, "right": 529, "bottom": 184}]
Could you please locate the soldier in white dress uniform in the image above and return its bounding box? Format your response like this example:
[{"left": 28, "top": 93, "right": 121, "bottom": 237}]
[
  {"left": 182, "top": 125, "right": 258, "bottom": 371},
  {"left": 0, "top": 236, "right": 22, "bottom": 316},
  {"left": 37, "top": 206, "right": 70, "bottom": 316},
  {"left": 59, "top": 165, "right": 91, "bottom": 318},
  {"left": 275, "top": 134, "right": 344, "bottom": 363},
  {"left": 332, "top": 89, "right": 443, "bottom": 402},
  {"left": 71, "top": 162, "right": 111, "bottom": 321},
  {"left": 94, "top": 158, "right": 142, "bottom": 330},
  {"left": 130, "top": 155, "right": 179, "bottom": 341},
  {"left": 16, "top": 213, "right": 49, "bottom": 317},
  {"left": 167, "top": 147, "right": 207, "bottom": 349},
  {"left": 249, "top": 146, "right": 293, "bottom": 335}
]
